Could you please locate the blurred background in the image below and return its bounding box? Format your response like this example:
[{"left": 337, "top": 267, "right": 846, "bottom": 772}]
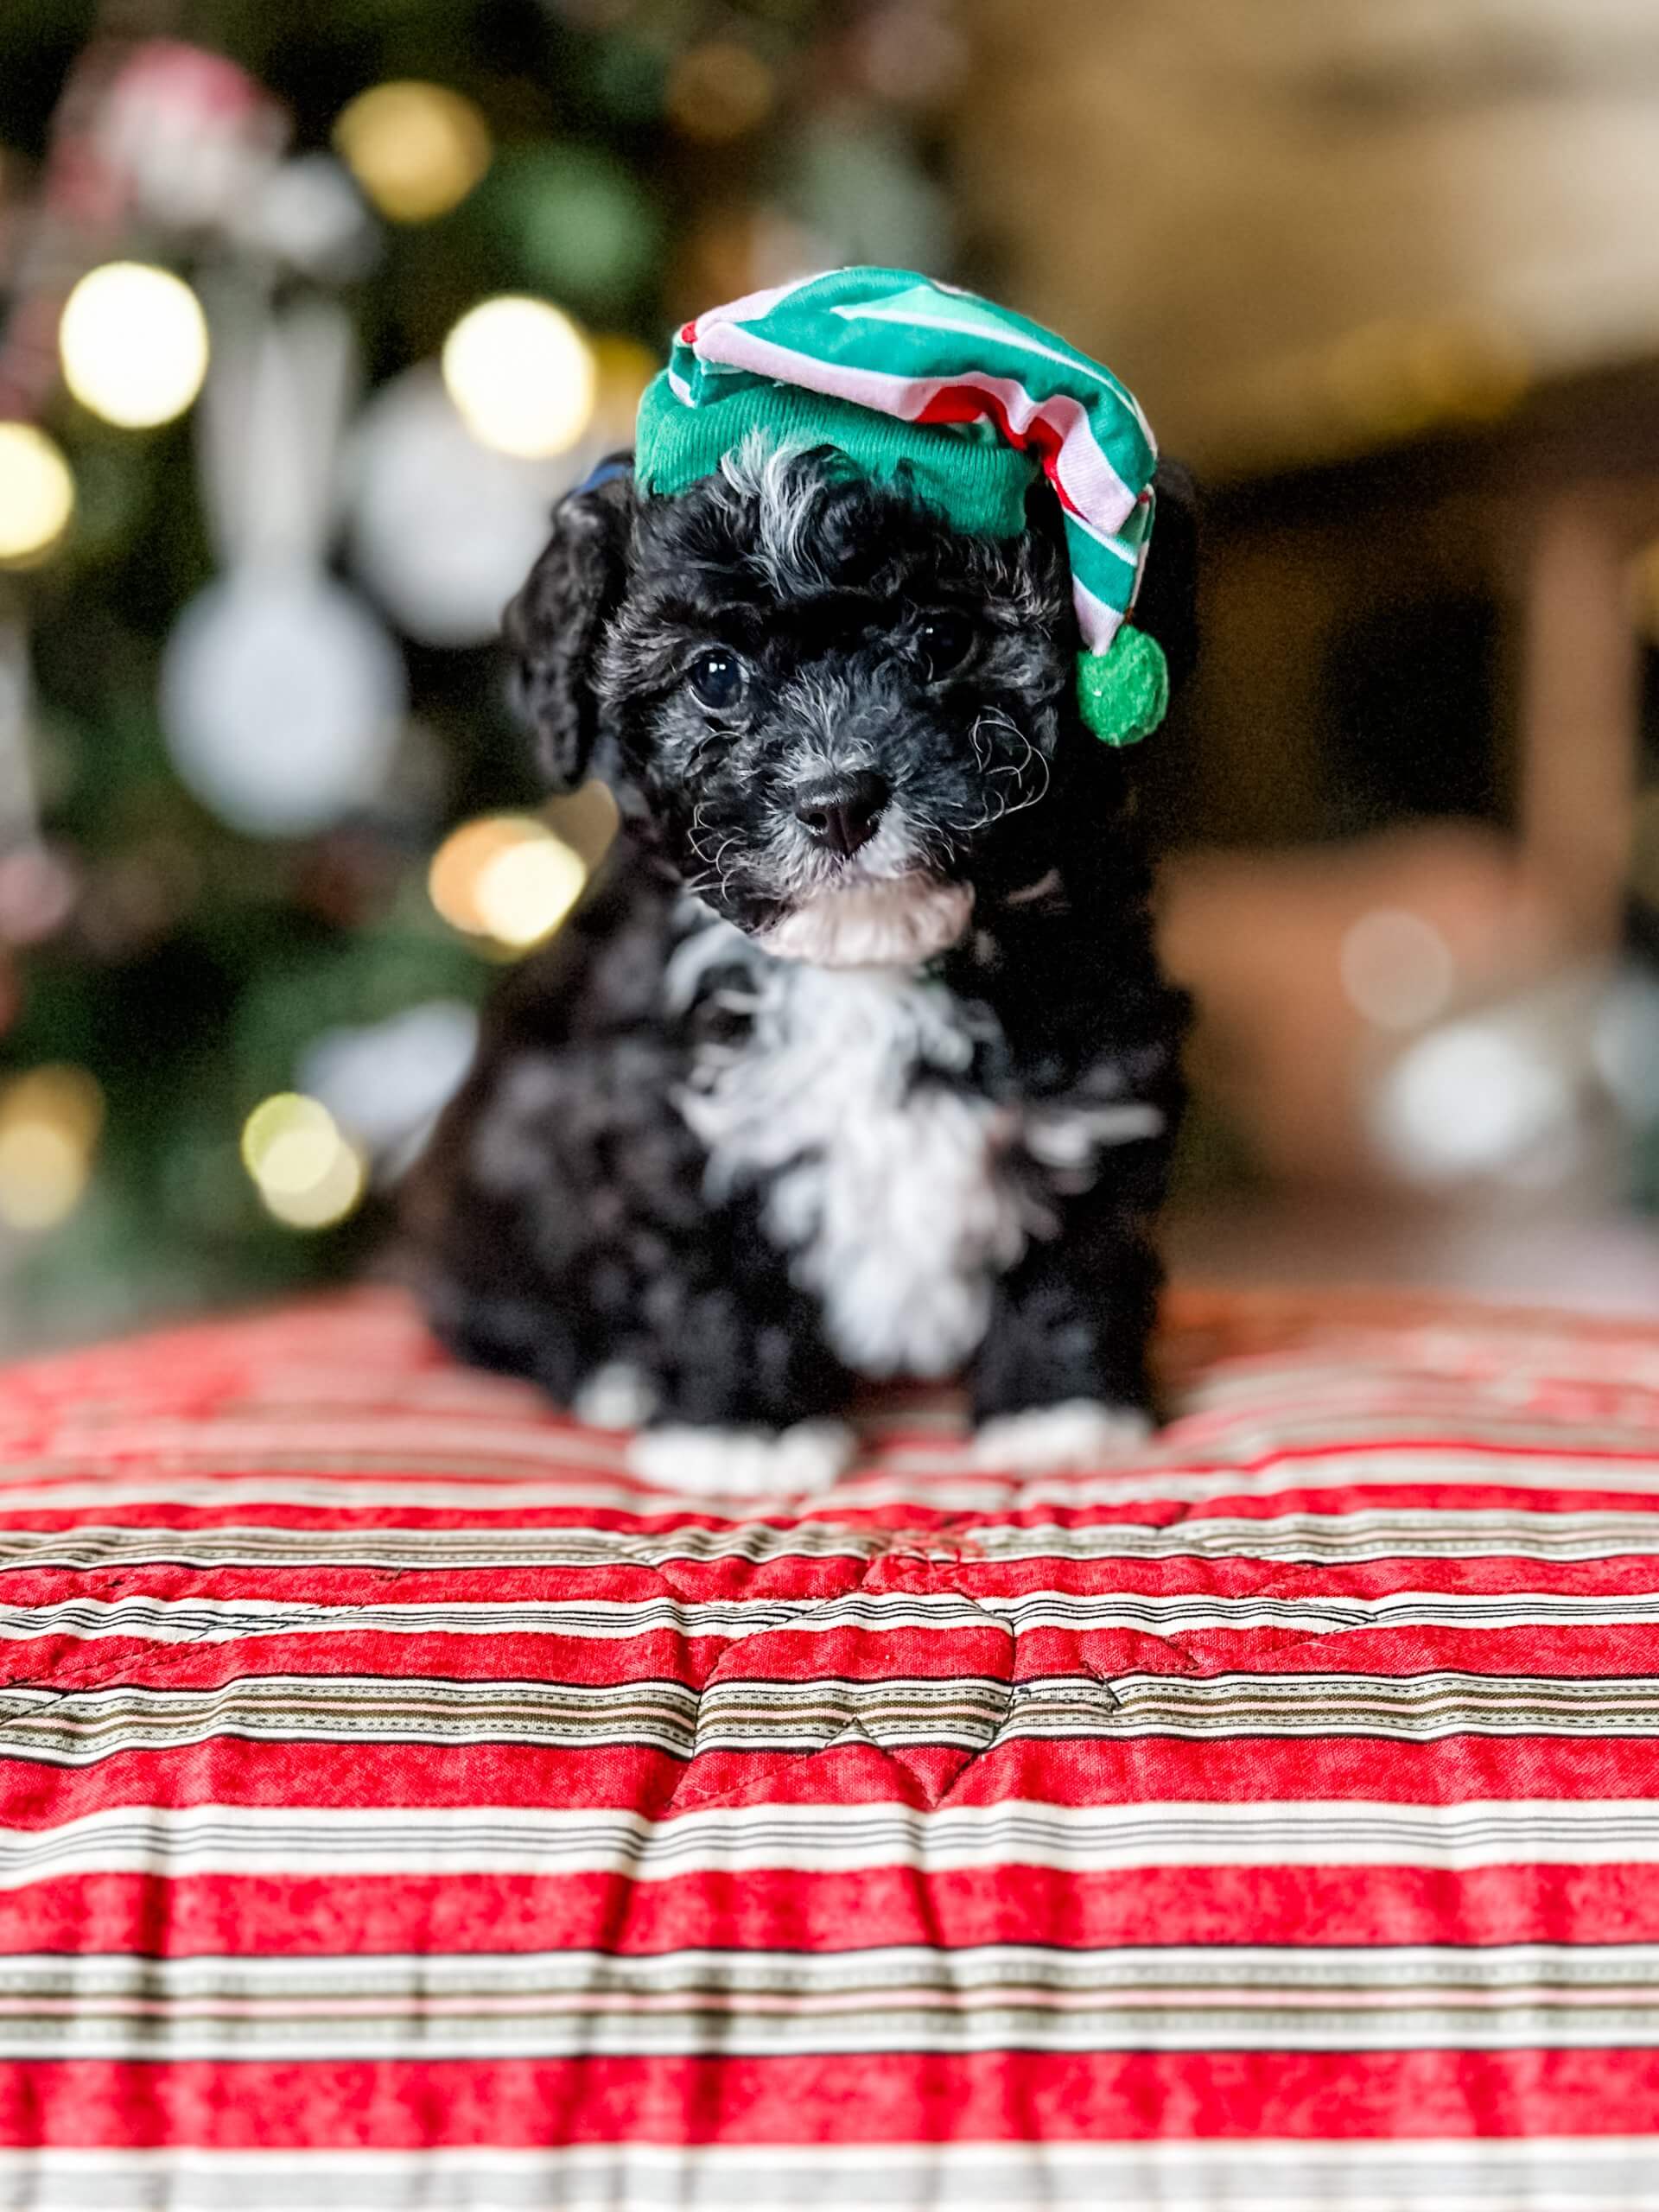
[{"left": 1, "top": 0, "right": 1656, "bottom": 1352}]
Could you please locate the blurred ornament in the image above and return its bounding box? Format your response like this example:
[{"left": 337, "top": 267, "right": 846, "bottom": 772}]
[
  {"left": 98, "top": 41, "right": 288, "bottom": 232},
  {"left": 665, "top": 41, "right": 778, "bottom": 143},
  {"left": 1339, "top": 907, "right": 1456, "bottom": 1032},
  {"left": 855, "top": 0, "right": 969, "bottom": 107},
  {"left": 346, "top": 365, "right": 575, "bottom": 649},
  {"left": 332, "top": 81, "right": 491, "bottom": 226},
  {"left": 162, "top": 569, "right": 405, "bottom": 838},
  {"left": 442, "top": 297, "right": 596, "bottom": 460},
  {"left": 479, "top": 147, "right": 661, "bottom": 315},
  {"left": 0, "top": 424, "right": 74, "bottom": 567},
  {"left": 194, "top": 295, "right": 358, "bottom": 573},
  {"left": 164, "top": 291, "right": 405, "bottom": 835},
  {"left": 0, "top": 1065, "right": 103, "bottom": 1234},
  {"left": 0, "top": 846, "right": 77, "bottom": 948},
  {"left": 429, "top": 814, "right": 589, "bottom": 950},
  {"left": 0, "top": 617, "right": 40, "bottom": 848},
  {"left": 298, "top": 999, "right": 479, "bottom": 1166},
  {"left": 240, "top": 1090, "right": 365, "bottom": 1230},
  {"left": 232, "top": 155, "right": 380, "bottom": 282},
  {"left": 59, "top": 262, "right": 209, "bottom": 429}
]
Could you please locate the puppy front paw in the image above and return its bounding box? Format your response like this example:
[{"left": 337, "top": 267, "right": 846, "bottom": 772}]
[
  {"left": 628, "top": 1418, "right": 857, "bottom": 1495},
  {"left": 971, "top": 1399, "right": 1151, "bottom": 1473}
]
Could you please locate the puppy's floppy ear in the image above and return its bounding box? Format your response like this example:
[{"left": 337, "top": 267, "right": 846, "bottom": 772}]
[
  {"left": 503, "top": 457, "right": 633, "bottom": 791},
  {"left": 1132, "top": 459, "right": 1200, "bottom": 693}
]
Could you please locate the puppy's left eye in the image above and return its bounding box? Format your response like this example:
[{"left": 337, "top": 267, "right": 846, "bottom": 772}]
[
  {"left": 687, "top": 648, "right": 747, "bottom": 713},
  {"left": 917, "top": 613, "right": 975, "bottom": 680}
]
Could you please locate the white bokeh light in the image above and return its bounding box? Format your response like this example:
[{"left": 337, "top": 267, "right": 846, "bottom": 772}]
[
  {"left": 441, "top": 296, "right": 595, "bottom": 459},
  {"left": 347, "top": 366, "right": 583, "bottom": 646},
  {"left": 60, "top": 263, "right": 209, "bottom": 429},
  {"left": 1371, "top": 1018, "right": 1575, "bottom": 1184},
  {"left": 1339, "top": 906, "right": 1456, "bottom": 1031},
  {"left": 0, "top": 424, "right": 74, "bottom": 564}
]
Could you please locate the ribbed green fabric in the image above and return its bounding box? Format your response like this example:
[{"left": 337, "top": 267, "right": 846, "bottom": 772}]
[{"left": 636, "top": 374, "right": 1037, "bottom": 539}]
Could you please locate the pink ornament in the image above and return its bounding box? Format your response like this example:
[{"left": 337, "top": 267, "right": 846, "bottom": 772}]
[{"left": 96, "top": 41, "right": 289, "bottom": 230}]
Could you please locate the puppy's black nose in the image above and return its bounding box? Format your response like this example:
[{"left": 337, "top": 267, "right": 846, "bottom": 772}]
[{"left": 793, "top": 770, "right": 890, "bottom": 858}]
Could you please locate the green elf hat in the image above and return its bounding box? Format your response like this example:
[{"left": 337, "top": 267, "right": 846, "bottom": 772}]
[{"left": 635, "top": 265, "right": 1169, "bottom": 747}]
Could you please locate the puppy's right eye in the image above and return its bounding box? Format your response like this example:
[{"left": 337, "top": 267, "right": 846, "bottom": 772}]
[{"left": 687, "top": 649, "right": 747, "bottom": 713}]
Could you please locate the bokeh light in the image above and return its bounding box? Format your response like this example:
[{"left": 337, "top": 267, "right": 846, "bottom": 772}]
[
  {"left": 441, "top": 296, "right": 596, "bottom": 458},
  {"left": 474, "top": 835, "right": 589, "bottom": 947},
  {"left": 59, "top": 263, "right": 209, "bottom": 429},
  {"left": 0, "top": 1066, "right": 104, "bottom": 1233},
  {"left": 240, "top": 1092, "right": 366, "bottom": 1230},
  {"left": 665, "top": 41, "right": 776, "bottom": 143},
  {"left": 333, "top": 80, "right": 492, "bottom": 224},
  {"left": 590, "top": 333, "right": 660, "bottom": 443},
  {"left": 429, "top": 815, "right": 589, "bottom": 949},
  {"left": 1371, "top": 1019, "right": 1574, "bottom": 1185},
  {"left": 1339, "top": 908, "right": 1456, "bottom": 1032},
  {"left": 483, "top": 147, "right": 662, "bottom": 314},
  {"left": 0, "top": 424, "right": 74, "bottom": 566}
]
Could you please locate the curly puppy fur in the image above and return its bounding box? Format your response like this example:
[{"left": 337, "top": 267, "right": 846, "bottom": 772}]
[{"left": 408, "top": 441, "right": 1197, "bottom": 1452}]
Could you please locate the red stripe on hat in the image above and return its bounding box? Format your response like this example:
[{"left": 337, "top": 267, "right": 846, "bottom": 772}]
[{"left": 915, "top": 385, "right": 1082, "bottom": 517}]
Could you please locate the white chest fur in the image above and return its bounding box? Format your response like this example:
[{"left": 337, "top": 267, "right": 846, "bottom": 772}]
[{"left": 669, "top": 922, "right": 1039, "bottom": 1378}]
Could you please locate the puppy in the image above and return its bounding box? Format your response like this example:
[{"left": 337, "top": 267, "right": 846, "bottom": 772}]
[{"left": 409, "top": 436, "right": 1195, "bottom": 1484}]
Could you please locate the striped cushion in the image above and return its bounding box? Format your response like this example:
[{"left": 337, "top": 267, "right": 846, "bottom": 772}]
[{"left": 0, "top": 1283, "right": 1655, "bottom": 2207}]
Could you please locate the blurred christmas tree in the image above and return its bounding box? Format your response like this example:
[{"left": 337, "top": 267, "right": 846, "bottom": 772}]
[{"left": 0, "top": 0, "right": 967, "bottom": 1348}]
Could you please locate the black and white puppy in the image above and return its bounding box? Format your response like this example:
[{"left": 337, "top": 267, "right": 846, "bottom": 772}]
[{"left": 410, "top": 437, "right": 1195, "bottom": 1485}]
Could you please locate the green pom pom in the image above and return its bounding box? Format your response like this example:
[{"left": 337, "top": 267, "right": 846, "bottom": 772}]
[{"left": 1077, "top": 627, "right": 1169, "bottom": 747}]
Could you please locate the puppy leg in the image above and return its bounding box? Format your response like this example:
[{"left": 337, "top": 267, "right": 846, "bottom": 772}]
[
  {"left": 620, "top": 1249, "right": 861, "bottom": 1493},
  {"left": 415, "top": 1025, "right": 859, "bottom": 1476},
  {"left": 969, "top": 1224, "right": 1160, "bottom": 1471}
]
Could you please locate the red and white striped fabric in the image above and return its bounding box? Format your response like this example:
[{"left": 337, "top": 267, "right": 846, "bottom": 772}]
[{"left": 0, "top": 1282, "right": 1655, "bottom": 2207}]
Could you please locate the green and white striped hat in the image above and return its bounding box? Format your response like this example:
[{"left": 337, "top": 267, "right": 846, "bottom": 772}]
[{"left": 635, "top": 265, "right": 1169, "bottom": 747}]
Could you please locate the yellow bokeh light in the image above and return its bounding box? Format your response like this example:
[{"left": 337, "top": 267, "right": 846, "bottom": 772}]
[
  {"left": 429, "top": 817, "right": 537, "bottom": 936},
  {"left": 474, "top": 834, "right": 588, "bottom": 947},
  {"left": 429, "top": 815, "right": 589, "bottom": 949},
  {"left": 590, "top": 333, "right": 660, "bottom": 445},
  {"left": 0, "top": 1065, "right": 103, "bottom": 1233},
  {"left": 0, "top": 423, "right": 74, "bottom": 566},
  {"left": 334, "top": 79, "right": 492, "bottom": 224},
  {"left": 60, "top": 263, "right": 209, "bottom": 430},
  {"left": 442, "top": 296, "right": 596, "bottom": 459},
  {"left": 260, "top": 1139, "right": 365, "bottom": 1229},
  {"left": 665, "top": 41, "right": 777, "bottom": 143},
  {"left": 0, "top": 1124, "right": 86, "bottom": 1232},
  {"left": 241, "top": 1092, "right": 366, "bottom": 1230}
]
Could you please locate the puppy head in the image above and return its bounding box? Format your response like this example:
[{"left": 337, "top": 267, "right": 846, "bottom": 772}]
[{"left": 505, "top": 437, "right": 1196, "bottom": 967}]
